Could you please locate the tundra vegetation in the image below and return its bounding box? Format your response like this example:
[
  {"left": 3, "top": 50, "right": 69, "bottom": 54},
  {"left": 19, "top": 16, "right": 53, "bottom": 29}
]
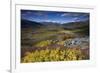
[{"left": 21, "top": 12, "right": 89, "bottom": 63}]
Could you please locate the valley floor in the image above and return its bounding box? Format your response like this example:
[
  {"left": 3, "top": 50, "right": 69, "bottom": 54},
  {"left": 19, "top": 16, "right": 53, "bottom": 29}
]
[{"left": 21, "top": 28, "right": 89, "bottom": 63}]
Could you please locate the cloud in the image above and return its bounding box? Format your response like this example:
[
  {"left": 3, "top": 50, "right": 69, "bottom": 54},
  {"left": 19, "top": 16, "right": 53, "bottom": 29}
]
[
  {"left": 22, "top": 10, "right": 46, "bottom": 16},
  {"left": 61, "top": 13, "right": 81, "bottom": 17},
  {"left": 73, "top": 17, "right": 79, "bottom": 20},
  {"left": 61, "top": 13, "right": 70, "bottom": 17},
  {"left": 44, "top": 19, "right": 51, "bottom": 22},
  {"left": 61, "top": 12, "right": 89, "bottom": 17}
]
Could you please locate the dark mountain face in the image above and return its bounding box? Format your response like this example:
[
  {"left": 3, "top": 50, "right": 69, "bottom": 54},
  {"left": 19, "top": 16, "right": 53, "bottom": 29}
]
[
  {"left": 21, "top": 19, "right": 44, "bottom": 28},
  {"left": 62, "top": 20, "right": 89, "bottom": 29},
  {"left": 61, "top": 20, "right": 89, "bottom": 36}
]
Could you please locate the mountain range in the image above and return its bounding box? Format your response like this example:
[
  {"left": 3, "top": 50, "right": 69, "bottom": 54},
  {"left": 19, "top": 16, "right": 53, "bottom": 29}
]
[{"left": 21, "top": 19, "right": 89, "bottom": 30}]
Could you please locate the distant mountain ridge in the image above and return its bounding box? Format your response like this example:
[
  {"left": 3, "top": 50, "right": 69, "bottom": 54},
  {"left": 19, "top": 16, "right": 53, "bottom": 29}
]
[
  {"left": 62, "top": 20, "right": 89, "bottom": 29},
  {"left": 21, "top": 19, "right": 89, "bottom": 30},
  {"left": 21, "top": 19, "right": 44, "bottom": 28},
  {"left": 41, "top": 22, "right": 60, "bottom": 25}
]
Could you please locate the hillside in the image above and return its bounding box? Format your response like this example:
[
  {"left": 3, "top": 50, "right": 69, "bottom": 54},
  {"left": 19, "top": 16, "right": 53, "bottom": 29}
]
[
  {"left": 62, "top": 20, "right": 89, "bottom": 29},
  {"left": 21, "top": 19, "right": 44, "bottom": 28}
]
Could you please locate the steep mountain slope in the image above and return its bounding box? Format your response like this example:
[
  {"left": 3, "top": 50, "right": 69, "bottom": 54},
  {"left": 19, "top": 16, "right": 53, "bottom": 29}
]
[{"left": 21, "top": 19, "right": 44, "bottom": 28}]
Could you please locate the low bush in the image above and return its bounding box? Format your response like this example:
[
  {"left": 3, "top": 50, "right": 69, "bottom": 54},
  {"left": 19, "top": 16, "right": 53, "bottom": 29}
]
[{"left": 22, "top": 47, "right": 87, "bottom": 63}]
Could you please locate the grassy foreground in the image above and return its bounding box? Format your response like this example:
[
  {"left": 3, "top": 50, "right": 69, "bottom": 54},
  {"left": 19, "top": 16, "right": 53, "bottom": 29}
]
[{"left": 21, "top": 47, "right": 88, "bottom": 63}]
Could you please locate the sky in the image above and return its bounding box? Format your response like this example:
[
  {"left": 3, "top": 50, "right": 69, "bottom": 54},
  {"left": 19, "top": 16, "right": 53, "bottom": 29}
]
[{"left": 21, "top": 10, "right": 89, "bottom": 24}]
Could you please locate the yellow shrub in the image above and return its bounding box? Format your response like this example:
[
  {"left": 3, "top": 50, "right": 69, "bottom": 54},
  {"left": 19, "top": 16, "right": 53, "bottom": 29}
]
[
  {"left": 21, "top": 48, "right": 87, "bottom": 63},
  {"left": 35, "top": 40, "right": 52, "bottom": 47}
]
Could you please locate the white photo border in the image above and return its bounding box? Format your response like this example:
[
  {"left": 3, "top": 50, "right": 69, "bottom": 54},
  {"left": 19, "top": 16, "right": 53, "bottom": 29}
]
[{"left": 11, "top": 4, "right": 96, "bottom": 73}]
